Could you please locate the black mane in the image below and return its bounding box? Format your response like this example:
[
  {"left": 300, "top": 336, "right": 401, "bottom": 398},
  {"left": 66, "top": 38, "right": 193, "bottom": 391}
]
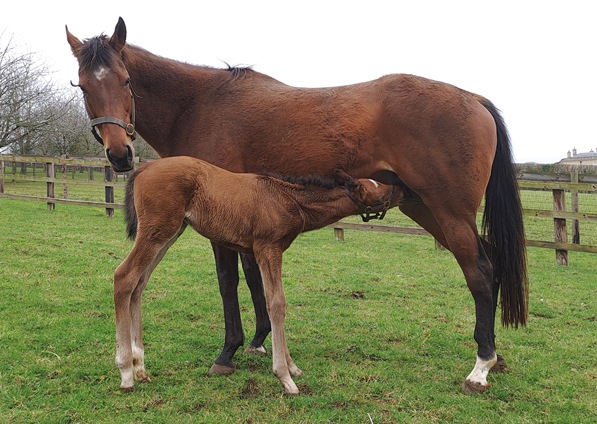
[
  {"left": 224, "top": 63, "right": 254, "bottom": 80},
  {"left": 77, "top": 35, "right": 117, "bottom": 72}
]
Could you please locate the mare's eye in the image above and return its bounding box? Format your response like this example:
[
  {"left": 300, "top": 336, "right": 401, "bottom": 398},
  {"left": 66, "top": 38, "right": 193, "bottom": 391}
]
[{"left": 125, "top": 78, "right": 131, "bottom": 87}]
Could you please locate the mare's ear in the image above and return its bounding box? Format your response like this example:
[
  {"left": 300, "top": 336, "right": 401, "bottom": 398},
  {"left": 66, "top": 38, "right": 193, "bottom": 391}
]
[
  {"left": 66, "top": 26, "right": 83, "bottom": 55},
  {"left": 109, "top": 17, "right": 127, "bottom": 53}
]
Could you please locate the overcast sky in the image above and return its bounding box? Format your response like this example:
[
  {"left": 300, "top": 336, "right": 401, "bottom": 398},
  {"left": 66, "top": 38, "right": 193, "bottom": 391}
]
[{"left": 2, "top": 0, "right": 595, "bottom": 163}]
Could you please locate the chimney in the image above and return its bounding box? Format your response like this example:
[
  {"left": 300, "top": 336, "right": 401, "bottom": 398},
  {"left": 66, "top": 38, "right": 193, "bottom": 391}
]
[{"left": 567, "top": 150, "right": 571, "bottom": 158}]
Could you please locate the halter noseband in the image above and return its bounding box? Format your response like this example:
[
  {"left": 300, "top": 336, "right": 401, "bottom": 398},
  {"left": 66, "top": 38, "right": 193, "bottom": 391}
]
[
  {"left": 89, "top": 84, "right": 137, "bottom": 146},
  {"left": 345, "top": 184, "right": 396, "bottom": 222}
]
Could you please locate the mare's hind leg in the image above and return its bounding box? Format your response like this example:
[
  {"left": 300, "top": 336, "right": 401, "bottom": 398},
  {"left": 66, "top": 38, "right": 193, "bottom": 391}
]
[
  {"left": 404, "top": 201, "right": 500, "bottom": 392},
  {"left": 441, "top": 221, "right": 498, "bottom": 394},
  {"left": 240, "top": 253, "right": 271, "bottom": 354},
  {"left": 129, "top": 224, "right": 187, "bottom": 384}
]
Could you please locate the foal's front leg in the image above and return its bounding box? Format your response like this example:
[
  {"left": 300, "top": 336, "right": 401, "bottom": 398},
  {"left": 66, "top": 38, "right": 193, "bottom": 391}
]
[
  {"left": 114, "top": 235, "right": 177, "bottom": 391},
  {"left": 128, "top": 226, "right": 186, "bottom": 385},
  {"left": 255, "top": 248, "right": 301, "bottom": 395}
]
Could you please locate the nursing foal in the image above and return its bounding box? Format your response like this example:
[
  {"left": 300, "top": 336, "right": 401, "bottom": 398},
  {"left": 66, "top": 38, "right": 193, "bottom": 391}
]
[{"left": 115, "top": 155, "right": 400, "bottom": 394}]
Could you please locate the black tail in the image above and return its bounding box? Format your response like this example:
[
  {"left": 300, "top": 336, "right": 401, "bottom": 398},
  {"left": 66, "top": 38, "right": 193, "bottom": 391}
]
[
  {"left": 481, "top": 99, "right": 529, "bottom": 328},
  {"left": 124, "top": 168, "right": 142, "bottom": 241}
]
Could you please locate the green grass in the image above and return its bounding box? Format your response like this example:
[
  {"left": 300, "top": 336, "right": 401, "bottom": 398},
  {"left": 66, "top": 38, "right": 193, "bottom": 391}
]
[{"left": 1, "top": 198, "right": 597, "bottom": 423}]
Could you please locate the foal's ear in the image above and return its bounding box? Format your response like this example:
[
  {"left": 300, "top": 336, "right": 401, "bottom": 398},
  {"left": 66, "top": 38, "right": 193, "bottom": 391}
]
[
  {"left": 109, "top": 17, "right": 127, "bottom": 53},
  {"left": 333, "top": 169, "right": 356, "bottom": 186},
  {"left": 66, "top": 26, "right": 83, "bottom": 55}
]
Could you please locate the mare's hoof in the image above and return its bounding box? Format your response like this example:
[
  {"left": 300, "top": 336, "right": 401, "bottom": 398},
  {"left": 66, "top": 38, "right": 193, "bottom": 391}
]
[
  {"left": 461, "top": 379, "right": 490, "bottom": 394},
  {"left": 491, "top": 354, "right": 507, "bottom": 373},
  {"left": 120, "top": 385, "right": 136, "bottom": 393},
  {"left": 243, "top": 345, "right": 268, "bottom": 355},
  {"left": 209, "top": 363, "right": 236, "bottom": 375}
]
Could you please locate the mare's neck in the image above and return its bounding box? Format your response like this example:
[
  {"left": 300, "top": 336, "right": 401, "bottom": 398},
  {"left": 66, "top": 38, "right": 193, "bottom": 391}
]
[{"left": 122, "top": 45, "right": 222, "bottom": 157}]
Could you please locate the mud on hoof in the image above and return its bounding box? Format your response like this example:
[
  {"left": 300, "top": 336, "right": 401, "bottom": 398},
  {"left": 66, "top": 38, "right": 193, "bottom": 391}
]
[
  {"left": 243, "top": 345, "right": 268, "bottom": 355},
  {"left": 120, "top": 385, "right": 136, "bottom": 393},
  {"left": 461, "top": 379, "right": 490, "bottom": 394},
  {"left": 490, "top": 354, "right": 507, "bottom": 373},
  {"left": 209, "top": 363, "right": 236, "bottom": 375}
]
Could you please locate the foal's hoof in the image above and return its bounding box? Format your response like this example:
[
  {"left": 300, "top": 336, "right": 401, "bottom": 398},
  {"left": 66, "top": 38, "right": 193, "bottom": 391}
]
[
  {"left": 209, "top": 363, "right": 236, "bottom": 375},
  {"left": 461, "top": 379, "right": 490, "bottom": 395},
  {"left": 135, "top": 370, "right": 152, "bottom": 383},
  {"left": 490, "top": 354, "right": 507, "bottom": 373},
  {"left": 243, "top": 345, "right": 268, "bottom": 355},
  {"left": 120, "top": 385, "right": 136, "bottom": 393}
]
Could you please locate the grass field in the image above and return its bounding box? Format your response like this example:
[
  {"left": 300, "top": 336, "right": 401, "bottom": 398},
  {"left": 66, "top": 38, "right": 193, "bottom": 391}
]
[{"left": 1, "top": 196, "right": 597, "bottom": 423}]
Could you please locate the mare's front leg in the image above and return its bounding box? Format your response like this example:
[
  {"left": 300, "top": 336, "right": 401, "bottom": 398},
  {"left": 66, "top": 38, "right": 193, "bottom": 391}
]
[
  {"left": 209, "top": 243, "right": 244, "bottom": 375},
  {"left": 240, "top": 253, "right": 271, "bottom": 354},
  {"left": 255, "top": 247, "right": 301, "bottom": 395}
]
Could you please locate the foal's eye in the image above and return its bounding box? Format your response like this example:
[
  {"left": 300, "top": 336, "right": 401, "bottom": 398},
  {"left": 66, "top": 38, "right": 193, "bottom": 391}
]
[{"left": 125, "top": 78, "right": 131, "bottom": 87}]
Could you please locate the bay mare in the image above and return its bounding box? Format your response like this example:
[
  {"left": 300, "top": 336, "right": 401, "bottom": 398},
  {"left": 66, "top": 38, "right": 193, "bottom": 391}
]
[
  {"left": 66, "top": 18, "right": 528, "bottom": 393},
  {"left": 117, "top": 156, "right": 400, "bottom": 394}
]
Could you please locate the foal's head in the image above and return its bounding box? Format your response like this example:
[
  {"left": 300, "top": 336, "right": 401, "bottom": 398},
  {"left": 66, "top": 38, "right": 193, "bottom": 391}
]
[{"left": 66, "top": 18, "right": 136, "bottom": 172}]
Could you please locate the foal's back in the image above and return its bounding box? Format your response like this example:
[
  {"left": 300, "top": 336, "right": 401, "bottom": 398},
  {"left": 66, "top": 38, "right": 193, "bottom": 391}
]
[{"left": 131, "top": 157, "right": 303, "bottom": 254}]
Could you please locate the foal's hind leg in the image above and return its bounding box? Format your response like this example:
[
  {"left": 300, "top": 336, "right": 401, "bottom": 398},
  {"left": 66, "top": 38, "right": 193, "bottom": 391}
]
[{"left": 255, "top": 247, "right": 301, "bottom": 395}]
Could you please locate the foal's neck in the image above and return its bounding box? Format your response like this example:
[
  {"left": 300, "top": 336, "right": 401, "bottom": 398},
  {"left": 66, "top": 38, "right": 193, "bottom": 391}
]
[{"left": 285, "top": 186, "right": 359, "bottom": 232}]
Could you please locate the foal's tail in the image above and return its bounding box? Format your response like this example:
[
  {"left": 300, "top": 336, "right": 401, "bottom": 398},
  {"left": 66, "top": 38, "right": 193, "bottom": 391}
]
[
  {"left": 124, "top": 168, "right": 142, "bottom": 241},
  {"left": 481, "top": 99, "right": 529, "bottom": 328}
]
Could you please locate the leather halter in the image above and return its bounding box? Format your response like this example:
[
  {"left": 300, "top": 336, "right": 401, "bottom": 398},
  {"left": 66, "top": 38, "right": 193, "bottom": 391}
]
[
  {"left": 345, "top": 184, "right": 395, "bottom": 222},
  {"left": 89, "top": 86, "right": 137, "bottom": 146}
]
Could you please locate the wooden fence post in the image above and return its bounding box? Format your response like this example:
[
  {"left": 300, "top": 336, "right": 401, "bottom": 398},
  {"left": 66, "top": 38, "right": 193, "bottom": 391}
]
[
  {"left": 104, "top": 165, "right": 114, "bottom": 217},
  {"left": 0, "top": 160, "right": 4, "bottom": 195},
  {"left": 553, "top": 188, "right": 568, "bottom": 265},
  {"left": 571, "top": 168, "right": 580, "bottom": 244},
  {"left": 46, "top": 162, "right": 55, "bottom": 210},
  {"left": 62, "top": 156, "right": 68, "bottom": 200},
  {"left": 334, "top": 227, "right": 345, "bottom": 241}
]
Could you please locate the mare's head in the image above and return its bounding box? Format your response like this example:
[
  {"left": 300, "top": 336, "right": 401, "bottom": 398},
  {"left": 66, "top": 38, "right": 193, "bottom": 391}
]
[{"left": 66, "top": 18, "right": 136, "bottom": 172}]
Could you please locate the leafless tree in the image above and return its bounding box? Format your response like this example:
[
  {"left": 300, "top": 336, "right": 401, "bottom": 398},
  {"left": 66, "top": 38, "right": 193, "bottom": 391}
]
[
  {"left": 0, "top": 33, "right": 58, "bottom": 152},
  {"left": 1, "top": 32, "right": 158, "bottom": 159}
]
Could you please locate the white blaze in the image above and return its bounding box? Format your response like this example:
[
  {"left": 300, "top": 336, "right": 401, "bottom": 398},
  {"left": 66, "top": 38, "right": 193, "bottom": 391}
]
[{"left": 94, "top": 66, "right": 110, "bottom": 81}]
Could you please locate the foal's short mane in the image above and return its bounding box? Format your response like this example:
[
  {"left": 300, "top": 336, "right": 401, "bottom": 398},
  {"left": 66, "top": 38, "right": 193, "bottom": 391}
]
[{"left": 261, "top": 173, "right": 357, "bottom": 191}]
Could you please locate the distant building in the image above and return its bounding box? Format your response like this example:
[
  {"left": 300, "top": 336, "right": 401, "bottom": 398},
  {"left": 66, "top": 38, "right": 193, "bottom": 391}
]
[{"left": 558, "top": 147, "right": 597, "bottom": 166}]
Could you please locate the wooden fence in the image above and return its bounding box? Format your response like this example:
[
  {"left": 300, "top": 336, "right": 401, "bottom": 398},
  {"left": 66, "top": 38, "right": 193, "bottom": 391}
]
[{"left": 2, "top": 155, "right": 597, "bottom": 265}]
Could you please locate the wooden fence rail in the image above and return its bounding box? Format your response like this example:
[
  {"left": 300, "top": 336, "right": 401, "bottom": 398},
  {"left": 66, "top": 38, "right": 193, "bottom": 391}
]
[
  {"left": 2, "top": 155, "right": 597, "bottom": 265},
  {"left": 0, "top": 154, "right": 129, "bottom": 215}
]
